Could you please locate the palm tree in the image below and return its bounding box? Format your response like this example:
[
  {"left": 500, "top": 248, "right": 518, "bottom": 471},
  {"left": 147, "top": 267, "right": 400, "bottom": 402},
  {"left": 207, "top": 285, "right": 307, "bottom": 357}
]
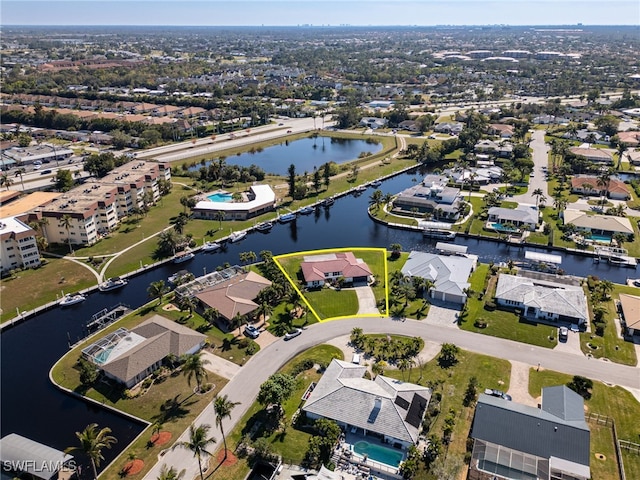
[
  {"left": 597, "top": 169, "right": 614, "bottom": 206},
  {"left": 598, "top": 279, "right": 614, "bottom": 301},
  {"left": 254, "top": 302, "right": 273, "bottom": 325},
  {"left": 66, "top": 423, "right": 117, "bottom": 480},
  {"left": 59, "top": 214, "right": 74, "bottom": 253},
  {"left": 616, "top": 141, "right": 627, "bottom": 170},
  {"left": 14, "top": 167, "right": 26, "bottom": 191},
  {"left": 390, "top": 243, "right": 402, "bottom": 259},
  {"left": 215, "top": 210, "right": 226, "bottom": 230},
  {"left": 157, "top": 229, "right": 181, "bottom": 256},
  {"left": 213, "top": 394, "right": 240, "bottom": 459},
  {"left": 369, "top": 189, "right": 383, "bottom": 210},
  {"left": 382, "top": 193, "right": 394, "bottom": 211},
  {"left": 532, "top": 188, "right": 544, "bottom": 208},
  {"left": 0, "top": 172, "right": 14, "bottom": 190},
  {"left": 147, "top": 280, "right": 169, "bottom": 305},
  {"left": 173, "top": 424, "right": 216, "bottom": 480},
  {"left": 157, "top": 465, "right": 185, "bottom": 480},
  {"left": 202, "top": 307, "right": 219, "bottom": 326},
  {"left": 181, "top": 352, "right": 210, "bottom": 393}
]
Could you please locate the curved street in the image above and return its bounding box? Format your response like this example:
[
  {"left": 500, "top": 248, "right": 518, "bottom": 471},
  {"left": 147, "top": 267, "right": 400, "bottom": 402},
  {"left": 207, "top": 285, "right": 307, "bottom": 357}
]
[{"left": 141, "top": 315, "right": 640, "bottom": 480}]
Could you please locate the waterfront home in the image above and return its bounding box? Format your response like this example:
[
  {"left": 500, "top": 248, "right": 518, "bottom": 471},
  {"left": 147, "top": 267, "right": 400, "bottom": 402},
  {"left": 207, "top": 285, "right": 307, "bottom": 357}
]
[
  {"left": 401, "top": 251, "right": 476, "bottom": 305},
  {"left": 487, "top": 205, "right": 538, "bottom": 231},
  {"left": 302, "top": 359, "right": 431, "bottom": 450},
  {"left": 474, "top": 139, "right": 513, "bottom": 158},
  {"left": 618, "top": 293, "right": 640, "bottom": 337},
  {"left": 392, "top": 174, "right": 463, "bottom": 220},
  {"left": 469, "top": 386, "right": 590, "bottom": 480},
  {"left": 562, "top": 209, "right": 634, "bottom": 237},
  {"left": 494, "top": 274, "right": 588, "bottom": 325},
  {"left": 82, "top": 315, "right": 206, "bottom": 388},
  {"left": 192, "top": 185, "right": 276, "bottom": 221},
  {"left": 569, "top": 147, "right": 614, "bottom": 164},
  {"left": 300, "top": 252, "right": 372, "bottom": 288},
  {"left": 570, "top": 175, "right": 630, "bottom": 200}
]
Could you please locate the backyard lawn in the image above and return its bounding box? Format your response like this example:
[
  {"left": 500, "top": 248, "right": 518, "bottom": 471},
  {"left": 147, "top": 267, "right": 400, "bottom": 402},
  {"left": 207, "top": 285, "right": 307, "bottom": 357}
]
[
  {"left": 529, "top": 368, "right": 640, "bottom": 480},
  {"left": 458, "top": 264, "right": 558, "bottom": 348}
]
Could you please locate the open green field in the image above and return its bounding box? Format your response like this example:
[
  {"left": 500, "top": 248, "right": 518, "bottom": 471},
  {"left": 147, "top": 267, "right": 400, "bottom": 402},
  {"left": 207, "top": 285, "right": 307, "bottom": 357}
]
[
  {"left": 529, "top": 368, "right": 640, "bottom": 480},
  {"left": 210, "top": 345, "right": 345, "bottom": 480},
  {"left": 0, "top": 258, "right": 97, "bottom": 323},
  {"left": 458, "top": 264, "right": 558, "bottom": 348}
]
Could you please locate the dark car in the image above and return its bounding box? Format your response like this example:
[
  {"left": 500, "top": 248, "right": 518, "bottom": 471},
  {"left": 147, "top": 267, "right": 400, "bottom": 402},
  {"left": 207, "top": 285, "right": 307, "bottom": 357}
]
[
  {"left": 40, "top": 169, "right": 53, "bottom": 175},
  {"left": 284, "top": 328, "right": 302, "bottom": 340},
  {"left": 485, "top": 388, "right": 512, "bottom": 401}
]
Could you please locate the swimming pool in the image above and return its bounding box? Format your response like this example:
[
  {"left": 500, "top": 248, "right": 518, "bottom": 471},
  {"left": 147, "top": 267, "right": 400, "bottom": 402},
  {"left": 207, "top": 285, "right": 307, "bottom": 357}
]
[
  {"left": 207, "top": 192, "right": 233, "bottom": 202},
  {"left": 590, "top": 233, "right": 612, "bottom": 243},
  {"left": 353, "top": 441, "right": 404, "bottom": 468},
  {"left": 490, "top": 222, "right": 518, "bottom": 232}
]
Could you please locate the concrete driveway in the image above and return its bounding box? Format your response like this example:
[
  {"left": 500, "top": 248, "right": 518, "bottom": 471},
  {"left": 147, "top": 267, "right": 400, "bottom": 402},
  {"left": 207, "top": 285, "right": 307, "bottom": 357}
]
[
  {"left": 354, "top": 285, "right": 379, "bottom": 314},
  {"left": 200, "top": 350, "right": 241, "bottom": 380},
  {"left": 553, "top": 329, "right": 583, "bottom": 356},
  {"left": 425, "top": 301, "right": 461, "bottom": 328}
]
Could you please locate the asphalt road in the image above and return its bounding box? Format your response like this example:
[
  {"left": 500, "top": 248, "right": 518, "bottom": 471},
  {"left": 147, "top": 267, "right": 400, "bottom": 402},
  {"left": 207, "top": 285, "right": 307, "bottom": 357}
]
[
  {"left": 141, "top": 315, "right": 639, "bottom": 480},
  {"left": 511, "top": 129, "right": 549, "bottom": 205}
]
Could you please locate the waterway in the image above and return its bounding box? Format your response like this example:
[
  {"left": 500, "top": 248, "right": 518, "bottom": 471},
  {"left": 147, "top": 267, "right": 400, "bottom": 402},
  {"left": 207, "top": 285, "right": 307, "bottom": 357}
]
[
  {"left": 0, "top": 167, "right": 635, "bottom": 474},
  {"left": 187, "top": 136, "right": 383, "bottom": 175}
]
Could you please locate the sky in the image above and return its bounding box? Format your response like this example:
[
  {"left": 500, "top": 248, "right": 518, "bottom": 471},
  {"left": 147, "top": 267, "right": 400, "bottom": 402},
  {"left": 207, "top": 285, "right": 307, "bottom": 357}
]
[{"left": 2, "top": 0, "right": 639, "bottom": 26}]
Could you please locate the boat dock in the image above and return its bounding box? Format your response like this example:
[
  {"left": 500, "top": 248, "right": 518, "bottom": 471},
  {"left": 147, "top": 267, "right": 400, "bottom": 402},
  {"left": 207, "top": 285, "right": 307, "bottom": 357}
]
[
  {"left": 86, "top": 303, "right": 131, "bottom": 333},
  {"left": 594, "top": 246, "right": 638, "bottom": 268}
]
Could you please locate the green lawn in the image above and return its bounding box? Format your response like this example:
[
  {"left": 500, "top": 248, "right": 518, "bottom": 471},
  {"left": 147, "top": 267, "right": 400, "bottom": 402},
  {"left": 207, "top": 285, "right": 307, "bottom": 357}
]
[
  {"left": 304, "top": 288, "right": 359, "bottom": 319},
  {"left": 529, "top": 369, "right": 640, "bottom": 480},
  {"left": 458, "top": 265, "right": 558, "bottom": 348},
  {"left": 385, "top": 349, "right": 512, "bottom": 480},
  {"left": 385, "top": 252, "right": 431, "bottom": 319},
  {"left": 212, "top": 345, "right": 344, "bottom": 480},
  {"left": 0, "top": 258, "right": 97, "bottom": 323}
]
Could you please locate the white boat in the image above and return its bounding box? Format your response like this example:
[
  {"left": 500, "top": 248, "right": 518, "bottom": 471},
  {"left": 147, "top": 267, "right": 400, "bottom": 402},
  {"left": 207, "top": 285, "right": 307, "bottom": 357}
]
[
  {"left": 256, "top": 221, "right": 273, "bottom": 232},
  {"left": 354, "top": 185, "right": 367, "bottom": 193},
  {"left": 423, "top": 229, "right": 457, "bottom": 240},
  {"left": 201, "top": 241, "right": 221, "bottom": 252},
  {"left": 168, "top": 269, "right": 191, "bottom": 284},
  {"left": 173, "top": 251, "right": 195, "bottom": 264},
  {"left": 278, "top": 213, "right": 296, "bottom": 223},
  {"left": 322, "top": 198, "right": 335, "bottom": 207},
  {"left": 59, "top": 293, "right": 86, "bottom": 307},
  {"left": 99, "top": 277, "right": 128, "bottom": 292},
  {"left": 370, "top": 180, "right": 382, "bottom": 188},
  {"left": 229, "top": 231, "right": 247, "bottom": 242},
  {"left": 299, "top": 206, "right": 315, "bottom": 215}
]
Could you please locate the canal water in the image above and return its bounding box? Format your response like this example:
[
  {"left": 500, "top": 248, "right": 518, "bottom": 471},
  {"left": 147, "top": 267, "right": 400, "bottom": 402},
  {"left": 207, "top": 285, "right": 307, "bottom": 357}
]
[
  {"left": 187, "top": 136, "right": 383, "bottom": 175},
  {"left": 0, "top": 167, "right": 635, "bottom": 473}
]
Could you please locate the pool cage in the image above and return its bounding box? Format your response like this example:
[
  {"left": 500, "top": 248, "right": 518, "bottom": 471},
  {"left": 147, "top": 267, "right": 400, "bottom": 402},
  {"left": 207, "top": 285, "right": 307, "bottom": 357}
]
[
  {"left": 174, "top": 265, "right": 245, "bottom": 299},
  {"left": 470, "top": 440, "right": 547, "bottom": 480},
  {"left": 81, "top": 327, "right": 130, "bottom": 365}
]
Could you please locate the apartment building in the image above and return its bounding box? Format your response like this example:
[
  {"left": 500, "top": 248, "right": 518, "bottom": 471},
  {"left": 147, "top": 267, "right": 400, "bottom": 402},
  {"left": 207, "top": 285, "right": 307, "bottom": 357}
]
[{"left": 0, "top": 216, "right": 41, "bottom": 274}]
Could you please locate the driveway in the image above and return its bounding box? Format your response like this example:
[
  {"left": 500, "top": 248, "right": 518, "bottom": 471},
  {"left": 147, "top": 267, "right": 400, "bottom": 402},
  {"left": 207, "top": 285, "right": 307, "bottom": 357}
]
[
  {"left": 200, "top": 350, "right": 241, "bottom": 380},
  {"left": 511, "top": 129, "right": 550, "bottom": 205},
  {"left": 354, "top": 285, "right": 379, "bottom": 314},
  {"left": 553, "top": 329, "right": 583, "bottom": 356},
  {"left": 506, "top": 361, "right": 538, "bottom": 407},
  {"left": 425, "top": 301, "right": 461, "bottom": 328}
]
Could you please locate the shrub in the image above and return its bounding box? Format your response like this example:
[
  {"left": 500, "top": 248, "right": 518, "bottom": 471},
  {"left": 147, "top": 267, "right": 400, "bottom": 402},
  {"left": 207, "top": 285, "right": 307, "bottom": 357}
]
[
  {"left": 245, "top": 343, "right": 258, "bottom": 355},
  {"left": 474, "top": 319, "right": 488, "bottom": 328},
  {"left": 291, "top": 359, "right": 315, "bottom": 376},
  {"left": 484, "top": 301, "right": 496, "bottom": 311}
]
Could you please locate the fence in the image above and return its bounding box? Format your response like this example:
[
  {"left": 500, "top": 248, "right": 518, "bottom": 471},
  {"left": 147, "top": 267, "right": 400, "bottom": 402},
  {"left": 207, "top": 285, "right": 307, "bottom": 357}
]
[{"left": 585, "top": 412, "right": 626, "bottom": 480}]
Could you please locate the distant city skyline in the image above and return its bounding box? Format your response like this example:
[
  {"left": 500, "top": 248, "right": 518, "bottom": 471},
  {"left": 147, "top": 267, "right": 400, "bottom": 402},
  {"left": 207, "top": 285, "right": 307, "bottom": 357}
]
[{"left": 2, "top": 1, "right": 639, "bottom": 27}]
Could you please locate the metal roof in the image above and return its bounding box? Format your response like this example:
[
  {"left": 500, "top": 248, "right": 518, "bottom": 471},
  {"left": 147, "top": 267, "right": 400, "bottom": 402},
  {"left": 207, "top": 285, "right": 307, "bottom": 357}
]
[
  {"left": 436, "top": 242, "right": 468, "bottom": 254},
  {"left": 525, "top": 251, "right": 562, "bottom": 265},
  {"left": 0, "top": 433, "right": 73, "bottom": 480}
]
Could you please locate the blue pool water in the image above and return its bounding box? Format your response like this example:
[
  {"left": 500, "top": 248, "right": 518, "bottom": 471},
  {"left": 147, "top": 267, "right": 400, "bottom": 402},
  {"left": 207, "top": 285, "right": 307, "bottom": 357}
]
[
  {"left": 353, "top": 441, "right": 404, "bottom": 468},
  {"left": 591, "top": 234, "right": 612, "bottom": 243},
  {"left": 207, "top": 192, "right": 233, "bottom": 202},
  {"left": 490, "top": 222, "right": 518, "bottom": 232}
]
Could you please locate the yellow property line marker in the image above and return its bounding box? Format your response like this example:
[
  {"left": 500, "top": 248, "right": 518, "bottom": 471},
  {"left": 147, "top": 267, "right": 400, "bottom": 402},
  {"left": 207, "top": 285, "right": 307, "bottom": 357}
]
[{"left": 273, "top": 247, "right": 389, "bottom": 323}]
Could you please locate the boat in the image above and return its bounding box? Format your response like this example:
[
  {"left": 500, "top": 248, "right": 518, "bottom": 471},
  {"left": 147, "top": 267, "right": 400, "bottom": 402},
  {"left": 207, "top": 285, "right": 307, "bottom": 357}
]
[
  {"left": 299, "top": 206, "right": 315, "bottom": 215},
  {"left": 370, "top": 180, "right": 382, "bottom": 188},
  {"left": 607, "top": 256, "right": 637, "bottom": 268},
  {"left": 201, "top": 241, "right": 221, "bottom": 252},
  {"left": 322, "top": 198, "right": 335, "bottom": 207},
  {"left": 256, "top": 221, "right": 273, "bottom": 232},
  {"left": 168, "top": 269, "right": 191, "bottom": 285},
  {"left": 59, "top": 293, "right": 86, "bottom": 307},
  {"left": 354, "top": 185, "right": 367, "bottom": 193},
  {"left": 98, "top": 277, "right": 128, "bottom": 292},
  {"left": 173, "top": 250, "right": 195, "bottom": 264},
  {"left": 423, "top": 230, "right": 457, "bottom": 240},
  {"left": 278, "top": 213, "right": 296, "bottom": 223},
  {"left": 229, "top": 231, "right": 247, "bottom": 242}
]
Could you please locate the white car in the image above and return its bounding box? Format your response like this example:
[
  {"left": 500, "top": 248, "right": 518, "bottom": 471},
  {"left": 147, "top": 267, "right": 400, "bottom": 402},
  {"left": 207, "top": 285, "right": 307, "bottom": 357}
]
[
  {"left": 284, "top": 328, "right": 302, "bottom": 340},
  {"left": 559, "top": 326, "right": 569, "bottom": 340}
]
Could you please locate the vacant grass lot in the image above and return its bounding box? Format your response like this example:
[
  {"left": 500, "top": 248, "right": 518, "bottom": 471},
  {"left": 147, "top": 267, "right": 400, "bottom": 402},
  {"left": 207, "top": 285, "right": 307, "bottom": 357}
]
[
  {"left": 303, "top": 288, "right": 359, "bottom": 319},
  {"left": 0, "top": 258, "right": 97, "bottom": 323},
  {"left": 458, "top": 264, "right": 558, "bottom": 348},
  {"left": 529, "top": 368, "right": 640, "bottom": 480},
  {"left": 384, "top": 349, "right": 512, "bottom": 480},
  {"left": 211, "top": 345, "right": 344, "bottom": 480}
]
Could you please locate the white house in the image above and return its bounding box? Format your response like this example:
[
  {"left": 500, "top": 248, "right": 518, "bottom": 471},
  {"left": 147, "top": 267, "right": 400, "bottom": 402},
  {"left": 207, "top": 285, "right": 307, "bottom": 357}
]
[
  {"left": 393, "top": 174, "right": 463, "bottom": 220},
  {"left": 193, "top": 185, "right": 276, "bottom": 221},
  {"left": 487, "top": 205, "right": 539, "bottom": 231},
  {"left": 434, "top": 122, "right": 463, "bottom": 135}
]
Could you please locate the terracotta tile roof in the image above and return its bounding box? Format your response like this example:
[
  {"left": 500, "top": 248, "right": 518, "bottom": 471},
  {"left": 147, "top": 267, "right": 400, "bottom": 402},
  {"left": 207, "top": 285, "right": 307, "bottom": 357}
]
[{"left": 300, "top": 252, "right": 373, "bottom": 282}]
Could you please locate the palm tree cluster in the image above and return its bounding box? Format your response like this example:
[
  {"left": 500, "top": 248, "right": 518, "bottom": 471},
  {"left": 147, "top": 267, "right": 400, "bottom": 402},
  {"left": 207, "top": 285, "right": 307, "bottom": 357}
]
[
  {"left": 587, "top": 276, "right": 613, "bottom": 336},
  {"left": 66, "top": 423, "right": 117, "bottom": 480}
]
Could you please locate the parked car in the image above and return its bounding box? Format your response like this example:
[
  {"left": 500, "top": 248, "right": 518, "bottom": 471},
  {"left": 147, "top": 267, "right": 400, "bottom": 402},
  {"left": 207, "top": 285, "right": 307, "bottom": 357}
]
[
  {"left": 244, "top": 325, "right": 260, "bottom": 339},
  {"left": 485, "top": 388, "right": 512, "bottom": 401},
  {"left": 40, "top": 169, "right": 52, "bottom": 175},
  {"left": 559, "top": 326, "right": 569, "bottom": 341},
  {"left": 284, "top": 328, "right": 302, "bottom": 340}
]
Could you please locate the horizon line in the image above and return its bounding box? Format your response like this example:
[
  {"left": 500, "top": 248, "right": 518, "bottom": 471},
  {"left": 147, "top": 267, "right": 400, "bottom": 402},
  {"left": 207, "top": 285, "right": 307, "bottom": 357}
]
[{"left": 2, "top": 23, "right": 636, "bottom": 27}]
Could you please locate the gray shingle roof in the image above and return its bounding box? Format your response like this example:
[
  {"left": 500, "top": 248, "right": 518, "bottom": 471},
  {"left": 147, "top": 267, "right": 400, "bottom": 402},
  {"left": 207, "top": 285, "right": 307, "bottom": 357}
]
[
  {"left": 303, "top": 360, "right": 431, "bottom": 444},
  {"left": 472, "top": 387, "right": 590, "bottom": 467},
  {"left": 488, "top": 205, "right": 539, "bottom": 225}
]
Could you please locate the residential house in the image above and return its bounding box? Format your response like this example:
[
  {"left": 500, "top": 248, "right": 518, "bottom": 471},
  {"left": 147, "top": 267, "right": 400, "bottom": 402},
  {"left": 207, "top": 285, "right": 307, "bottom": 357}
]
[
  {"left": 194, "top": 270, "right": 272, "bottom": 323},
  {"left": 393, "top": 174, "right": 463, "bottom": 220},
  {"left": 193, "top": 185, "right": 276, "bottom": 221},
  {"left": 303, "top": 359, "right": 431, "bottom": 451},
  {"left": 434, "top": 122, "right": 464, "bottom": 135},
  {"left": 0, "top": 216, "right": 41, "bottom": 274},
  {"left": 401, "top": 251, "right": 475, "bottom": 304},
  {"left": 398, "top": 120, "right": 420, "bottom": 132},
  {"left": 82, "top": 315, "right": 206, "bottom": 388},
  {"left": 569, "top": 147, "right": 614, "bottom": 164},
  {"left": 474, "top": 139, "right": 513, "bottom": 158},
  {"left": 487, "top": 205, "right": 539, "bottom": 231},
  {"left": 617, "top": 131, "right": 640, "bottom": 147},
  {"left": 563, "top": 209, "right": 634, "bottom": 237},
  {"left": 533, "top": 115, "right": 570, "bottom": 125},
  {"left": 359, "top": 117, "right": 388, "bottom": 129},
  {"left": 487, "top": 123, "right": 514, "bottom": 138},
  {"left": 562, "top": 129, "right": 609, "bottom": 144},
  {"left": 447, "top": 166, "right": 503, "bottom": 185},
  {"left": 153, "top": 104, "right": 183, "bottom": 117},
  {"left": 570, "top": 175, "right": 630, "bottom": 200},
  {"left": 618, "top": 293, "right": 640, "bottom": 337},
  {"left": 469, "top": 386, "right": 590, "bottom": 480},
  {"left": 495, "top": 274, "right": 589, "bottom": 324},
  {"left": 300, "top": 252, "right": 373, "bottom": 288}
]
